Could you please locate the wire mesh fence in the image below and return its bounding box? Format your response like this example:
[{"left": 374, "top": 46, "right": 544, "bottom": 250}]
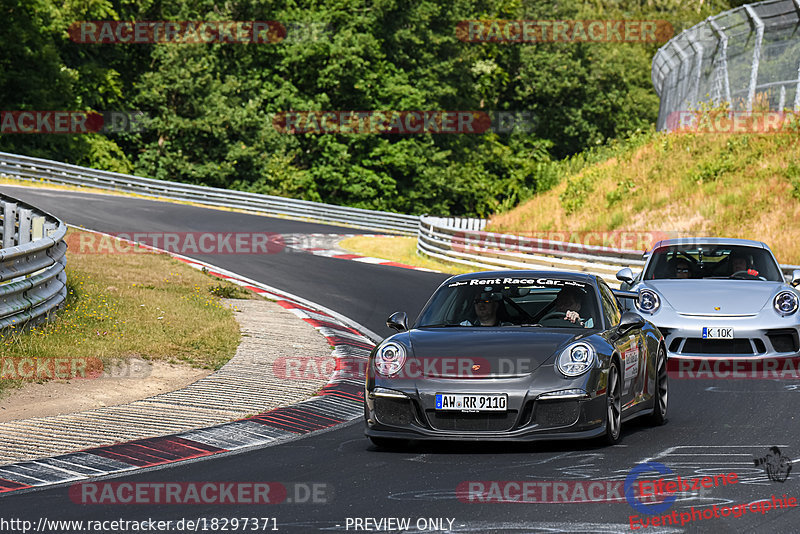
[{"left": 653, "top": 0, "right": 800, "bottom": 130}]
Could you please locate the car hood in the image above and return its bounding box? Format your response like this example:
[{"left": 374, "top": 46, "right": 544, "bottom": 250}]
[
  {"left": 644, "top": 280, "right": 786, "bottom": 315},
  {"left": 406, "top": 328, "right": 585, "bottom": 378}
]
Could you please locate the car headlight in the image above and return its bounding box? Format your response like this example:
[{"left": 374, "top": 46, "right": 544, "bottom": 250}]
[
  {"left": 636, "top": 289, "right": 660, "bottom": 314},
  {"left": 774, "top": 291, "right": 799, "bottom": 316},
  {"left": 374, "top": 342, "right": 407, "bottom": 377},
  {"left": 557, "top": 342, "right": 596, "bottom": 377}
]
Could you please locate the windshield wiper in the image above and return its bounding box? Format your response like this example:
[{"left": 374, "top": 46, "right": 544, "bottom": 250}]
[
  {"left": 420, "top": 323, "right": 462, "bottom": 328},
  {"left": 518, "top": 323, "right": 543, "bottom": 327}
]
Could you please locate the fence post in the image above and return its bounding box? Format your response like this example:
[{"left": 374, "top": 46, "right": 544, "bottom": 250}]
[
  {"left": 659, "top": 53, "right": 680, "bottom": 129},
  {"left": 709, "top": 20, "right": 731, "bottom": 109},
  {"left": 744, "top": 5, "right": 765, "bottom": 112},
  {"left": 795, "top": 56, "right": 800, "bottom": 111},
  {"left": 689, "top": 34, "right": 704, "bottom": 108}
]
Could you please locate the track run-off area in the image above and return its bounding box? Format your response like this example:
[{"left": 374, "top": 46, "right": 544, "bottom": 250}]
[{"left": 0, "top": 185, "right": 797, "bottom": 534}]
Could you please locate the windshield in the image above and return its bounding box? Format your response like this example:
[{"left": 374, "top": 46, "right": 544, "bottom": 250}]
[
  {"left": 416, "top": 276, "right": 599, "bottom": 329},
  {"left": 643, "top": 244, "right": 783, "bottom": 281}
]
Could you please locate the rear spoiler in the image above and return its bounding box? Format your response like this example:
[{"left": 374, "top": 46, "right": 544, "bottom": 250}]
[{"left": 612, "top": 289, "right": 638, "bottom": 300}]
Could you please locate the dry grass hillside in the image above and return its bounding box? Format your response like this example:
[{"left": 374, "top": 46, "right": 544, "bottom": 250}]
[{"left": 488, "top": 132, "right": 800, "bottom": 264}]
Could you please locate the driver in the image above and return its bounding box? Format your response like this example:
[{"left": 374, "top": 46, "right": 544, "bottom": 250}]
[
  {"left": 552, "top": 287, "right": 584, "bottom": 324},
  {"left": 729, "top": 252, "right": 759, "bottom": 277},
  {"left": 731, "top": 253, "right": 747, "bottom": 273}
]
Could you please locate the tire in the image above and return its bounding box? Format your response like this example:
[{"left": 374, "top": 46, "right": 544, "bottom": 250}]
[
  {"left": 604, "top": 363, "right": 622, "bottom": 445},
  {"left": 647, "top": 345, "right": 668, "bottom": 426},
  {"left": 369, "top": 436, "right": 406, "bottom": 450}
]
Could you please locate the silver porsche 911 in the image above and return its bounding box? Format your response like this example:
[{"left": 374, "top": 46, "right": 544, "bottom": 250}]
[{"left": 617, "top": 237, "right": 800, "bottom": 360}]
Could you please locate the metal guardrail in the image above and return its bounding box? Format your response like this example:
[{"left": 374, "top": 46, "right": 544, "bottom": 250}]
[
  {"left": 417, "top": 216, "right": 800, "bottom": 281},
  {"left": 417, "top": 216, "right": 644, "bottom": 280},
  {"left": 0, "top": 151, "right": 419, "bottom": 235},
  {"left": 653, "top": 0, "right": 800, "bottom": 130},
  {"left": 4, "top": 153, "right": 796, "bottom": 285},
  {"left": 0, "top": 193, "right": 68, "bottom": 330}
]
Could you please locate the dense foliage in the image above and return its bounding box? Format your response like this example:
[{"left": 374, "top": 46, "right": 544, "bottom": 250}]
[{"left": 1, "top": 0, "right": 737, "bottom": 216}]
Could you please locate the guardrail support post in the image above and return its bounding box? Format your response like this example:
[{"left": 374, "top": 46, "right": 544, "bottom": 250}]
[
  {"left": 2, "top": 201, "right": 17, "bottom": 248},
  {"left": 17, "top": 208, "right": 32, "bottom": 245},
  {"left": 32, "top": 216, "right": 44, "bottom": 240}
]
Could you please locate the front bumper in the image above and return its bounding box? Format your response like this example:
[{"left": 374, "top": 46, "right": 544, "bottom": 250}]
[
  {"left": 364, "top": 367, "right": 609, "bottom": 441},
  {"left": 645, "top": 312, "right": 800, "bottom": 359}
]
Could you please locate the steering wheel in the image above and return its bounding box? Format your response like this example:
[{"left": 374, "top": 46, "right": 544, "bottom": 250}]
[
  {"left": 540, "top": 311, "right": 583, "bottom": 326},
  {"left": 730, "top": 270, "right": 765, "bottom": 281}
]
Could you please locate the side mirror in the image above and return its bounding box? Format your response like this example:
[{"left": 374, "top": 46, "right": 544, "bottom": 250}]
[
  {"left": 616, "top": 267, "right": 634, "bottom": 285},
  {"left": 616, "top": 311, "right": 645, "bottom": 336},
  {"left": 792, "top": 270, "right": 800, "bottom": 287},
  {"left": 386, "top": 311, "right": 408, "bottom": 332}
]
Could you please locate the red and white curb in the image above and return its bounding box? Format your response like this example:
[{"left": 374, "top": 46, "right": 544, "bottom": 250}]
[
  {"left": 284, "top": 233, "right": 439, "bottom": 272},
  {"left": 0, "top": 229, "right": 377, "bottom": 495}
]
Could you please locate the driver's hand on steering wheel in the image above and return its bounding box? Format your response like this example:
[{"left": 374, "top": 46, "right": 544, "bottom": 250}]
[{"left": 565, "top": 310, "right": 580, "bottom": 323}]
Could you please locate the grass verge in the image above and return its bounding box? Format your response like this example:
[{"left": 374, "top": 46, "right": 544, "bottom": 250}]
[
  {"left": 489, "top": 132, "right": 800, "bottom": 264},
  {"left": 0, "top": 228, "right": 248, "bottom": 397}
]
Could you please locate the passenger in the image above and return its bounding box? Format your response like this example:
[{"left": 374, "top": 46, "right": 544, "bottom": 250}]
[{"left": 461, "top": 294, "right": 502, "bottom": 326}]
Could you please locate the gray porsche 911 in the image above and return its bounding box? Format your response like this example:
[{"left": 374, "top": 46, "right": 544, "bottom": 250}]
[
  {"left": 616, "top": 237, "right": 800, "bottom": 360},
  {"left": 364, "top": 271, "right": 667, "bottom": 447}
]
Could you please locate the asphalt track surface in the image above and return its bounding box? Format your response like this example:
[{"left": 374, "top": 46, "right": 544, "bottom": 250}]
[{"left": 1, "top": 185, "right": 798, "bottom": 533}]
